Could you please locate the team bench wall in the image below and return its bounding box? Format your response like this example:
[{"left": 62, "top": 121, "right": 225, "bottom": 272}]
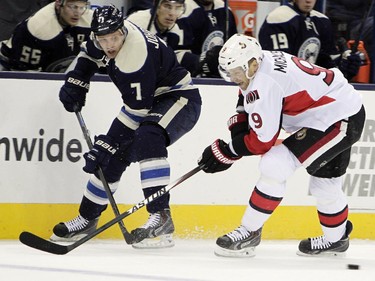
[{"left": 0, "top": 72, "right": 374, "bottom": 240}]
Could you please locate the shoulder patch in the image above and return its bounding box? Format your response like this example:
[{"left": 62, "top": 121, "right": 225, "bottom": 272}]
[
  {"left": 77, "top": 9, "right": 93, "bottom": 28},
  {"left": 266, "top": 6, "right": 298, "bottom": 24},
  {"left": 126, "top": 9, "right": 151, "bottom": 30},
  {"left": 213, "top": 0, "right": 225, "bottom": 9},
  {"left": 27, "top": 3, "right": 62, "bottom": 40},
  {"left": 310, "top": 10, "right": 329, "bottom": 19},
  {"left": 179, "top": 0, "right": 200, "bottom": 18},
  {"left": 115, "top": 21, "right": 147, "bottom": 73}
]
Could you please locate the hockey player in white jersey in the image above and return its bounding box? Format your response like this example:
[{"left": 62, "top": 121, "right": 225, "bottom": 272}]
[{"left": 198, "top": 34, "right": 365, "bottom": 257}]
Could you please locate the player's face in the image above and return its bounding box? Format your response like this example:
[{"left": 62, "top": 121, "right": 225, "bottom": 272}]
[
  {"left": 59, "top": 1, "right": 88, "bottom": 26},
  {"left": 228, "top": 60, "right": 258, "bottom": 90},
  {"left": 294, "top": 0, "right": 316, "bottom": 14},
  {"left": 156, "top": 1, "right": 185, "bottom": 30},
  {"left": 96, "top": 30, "right": 125, "bottom": 59}
]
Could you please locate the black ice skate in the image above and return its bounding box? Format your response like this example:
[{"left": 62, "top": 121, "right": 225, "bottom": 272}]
[
  {"left": 297, "top": 220, "right": 353, "bottom": 256},
  {"left": 215, "top": 225, "right": 262, "bottom": 257},
  {"left": 131, "top": 209, "right": 175, "bottom": 249},
  {"left": 50, "top": 215, "right": 99, "bottom": 242}
]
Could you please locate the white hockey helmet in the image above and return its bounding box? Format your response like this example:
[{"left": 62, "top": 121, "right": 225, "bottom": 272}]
[{"left": 219, "top": 34, "right": 263, "bottom": 82}]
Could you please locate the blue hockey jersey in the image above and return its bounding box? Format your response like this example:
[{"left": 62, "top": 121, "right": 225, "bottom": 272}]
[
  {"left": 73, "top": 20, "right": 201, "bottom": 117},
  {"left": 0, "top": 3, "right": 93, "bottom": 72},
  {"left": 258, "top": 3, "right": 338, "bottom": 68}
]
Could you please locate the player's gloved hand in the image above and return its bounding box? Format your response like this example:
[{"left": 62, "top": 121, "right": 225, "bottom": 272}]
[
  {"left": 199, "top": 45, "right": 222, "bottom": 78},
  {"left": 198, "top": 139, "right": 241, "bottom": 173},
  {"left": 340, "top": 51, "right": 361, "bottom": 80},
  {"left": 83, "top": 135, "right": 119, "bottom": 174},
  {"left": 227, "top": 113, "right": 248, "bottom": 139},
  {"left": 59, "top": 71, "right": 90, "bottom": 112}
]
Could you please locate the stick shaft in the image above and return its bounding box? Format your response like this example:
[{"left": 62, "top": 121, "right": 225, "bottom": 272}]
[{"left": 75, "top": 111, "right": 133, "bottom": 244}]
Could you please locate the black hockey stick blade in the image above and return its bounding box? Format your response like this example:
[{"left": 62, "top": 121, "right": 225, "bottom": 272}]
[
  {"left": 19, "top": 232, "right": 72, "bottom": 255},
  {"left": 19, "top": 165, "right": 203, "bottom": 255}
]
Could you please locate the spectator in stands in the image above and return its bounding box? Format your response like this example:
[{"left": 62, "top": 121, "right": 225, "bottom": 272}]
[
  {"left": 0, "top": 0, "right": 52, "bottom": 41},
  {"left": 258, "top": 0, "right": 361, "bottom": 81},
  {"left": 0, "top": 0, "right": 93, "bottom": 72}
]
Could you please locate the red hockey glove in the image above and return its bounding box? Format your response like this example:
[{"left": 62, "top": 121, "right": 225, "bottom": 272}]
[
  {"left": 198, "top": 139, "right": 241, "bottom": 173},
  {"left": 227, "top": 113, "right": 248, "bottom": 139}
]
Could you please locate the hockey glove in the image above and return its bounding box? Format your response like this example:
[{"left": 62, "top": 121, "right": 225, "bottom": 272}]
[
  {"left": 340, "top": 51, "right": 361, "bottom": 80},
  {"left": 59, "top": 71, "right": 90, "bottom": 112},
  {"left": 83, "top": 135, "right": 119, "bottom": 174},
  {"left": 227, "top": 113, "right": 248, "bottom": 139},
  {"left": 198, "top": 139, "right": 241, "bottom": 173},
  {"left": 199, "top": 45, "right": 222, "bottom": 78}
]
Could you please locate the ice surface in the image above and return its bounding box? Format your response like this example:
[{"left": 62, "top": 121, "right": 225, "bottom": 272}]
[{"left": 1, "top": 239, "right": 374, "bottom": 281}]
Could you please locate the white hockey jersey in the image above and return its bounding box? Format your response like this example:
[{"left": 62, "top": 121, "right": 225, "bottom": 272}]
[{"left": 233, "top": 50, "right": 363, "bottom": 155}]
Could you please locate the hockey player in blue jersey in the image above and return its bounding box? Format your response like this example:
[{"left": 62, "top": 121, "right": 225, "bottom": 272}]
[
  {"left": 258, "top": 0, "right": 361, "bottom": 80},
  {"left": 127, "top": 0, "right": 186, "bottom": 54},
  {"left": 51, "top": 5, "right": 202, "bottom": 248},
  {"left": 128, "top": 0, "right": 237, "bottom": 78},
  {"left": 178, "top": 0, "right": 238, "bottom": 77},
  {"left": 0, "top": 0, "right": 93, "bottom": 72}
]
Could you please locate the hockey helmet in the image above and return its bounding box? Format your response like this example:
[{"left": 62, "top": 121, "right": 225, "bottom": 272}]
[
  {"left": 91, "top": 5, "right": 125, "bottom": 36},
  {"left": 218, "top": 34, "right": 263, "bottom": 82}
]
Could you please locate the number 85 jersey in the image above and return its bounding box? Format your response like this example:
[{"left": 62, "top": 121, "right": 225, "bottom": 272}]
[{"left": 237, "top": 50, "right": 363, "bottom": 154}]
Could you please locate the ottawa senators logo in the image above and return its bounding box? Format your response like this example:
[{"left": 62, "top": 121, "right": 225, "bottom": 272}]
[{"left": 245, "top": 90, "right": 260, "bottom": 104}]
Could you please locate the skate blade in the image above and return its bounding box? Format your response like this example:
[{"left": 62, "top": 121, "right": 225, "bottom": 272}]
[
  {"left": 214, "top": 245, "right": 256, "bottom": 258},
  {"left": 296, "top": 250, "right": 347, "bottom": 257},
  {"left": 49, "top": 233, "right": 87, "bottom": 243},
  {"left": 132, "top": 234, "right": 175, "bottom": 249}
]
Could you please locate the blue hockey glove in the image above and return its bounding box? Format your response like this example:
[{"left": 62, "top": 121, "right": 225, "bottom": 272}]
[
  {"left": 83, "top": 135, "right": 119, "bottom": 174},
  {"left": 59, "top": 71, "right": 90, "bottom": 112},
  {"left": 198, "top": 139, "right": 241, "bottom": 173},
  {"left": 340, "top": 51, "right": 361, "bottom": 80}
]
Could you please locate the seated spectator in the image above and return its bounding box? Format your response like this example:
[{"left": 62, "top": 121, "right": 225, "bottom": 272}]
[
  {"left": 258, "top": 0, "right": 361, "bottom": 81},
  {"left": 0, "top": 0, "right": 93, "bottom": 72}
]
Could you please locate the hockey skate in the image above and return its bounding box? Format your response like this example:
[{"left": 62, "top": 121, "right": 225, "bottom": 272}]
[
  {"left": 214, "top": 225, "right": 262, "bottom": 258},
  {"left": 297, "top": 220, "right": 353, "bottom": 256},
  {"left": 50, "top": 215, "right": 99, "bottom": 242},
  {"left": 131, "top": 209, "right": 175, "bottom": 249}
]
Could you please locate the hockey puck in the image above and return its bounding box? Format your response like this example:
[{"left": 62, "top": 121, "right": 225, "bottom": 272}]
[{"left": 347, "top": 264, "right": 360, "bottom": 270}]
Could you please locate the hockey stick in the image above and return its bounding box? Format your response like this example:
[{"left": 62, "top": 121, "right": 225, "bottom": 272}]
[
  {"left": 19, "top": 165, "right": 203, "bottom": 255},
  {"left": 147, "top": 0, "right": 162, "bottom": 31},
  {"left": 351, "top": 0, "right": 374, "bottom": 52},
  {"left": 75, "top": 109, "right": 134, "bottom": 244},
  {"left": 224, "top": 0, "right": 229, "bottom": 42}
]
